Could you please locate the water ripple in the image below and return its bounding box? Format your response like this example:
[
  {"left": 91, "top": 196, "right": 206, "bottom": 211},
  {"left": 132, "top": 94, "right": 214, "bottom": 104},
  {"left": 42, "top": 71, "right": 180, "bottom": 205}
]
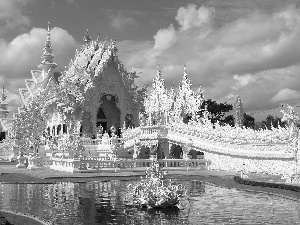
[{"left": 0, "top": 180, "right": 299, "bottom": 225}]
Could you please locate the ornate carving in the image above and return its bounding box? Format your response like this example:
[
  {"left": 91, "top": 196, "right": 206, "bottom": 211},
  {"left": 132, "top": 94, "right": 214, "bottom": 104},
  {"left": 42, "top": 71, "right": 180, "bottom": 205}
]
[{"left": 235, "top": 95, "right": 244, "bottom": 128}]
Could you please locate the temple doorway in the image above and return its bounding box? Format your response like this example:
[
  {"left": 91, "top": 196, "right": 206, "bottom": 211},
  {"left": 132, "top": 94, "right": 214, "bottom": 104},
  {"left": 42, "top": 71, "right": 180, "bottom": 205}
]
[
  {"left": 170, "top": 144, "right": 183, "bottom": 159},
  {"left": 0, "top": 132, "right": 5, "bottom": 141},
  {"left": 97, "top": 95, "right": 120, "bottom": 136}
]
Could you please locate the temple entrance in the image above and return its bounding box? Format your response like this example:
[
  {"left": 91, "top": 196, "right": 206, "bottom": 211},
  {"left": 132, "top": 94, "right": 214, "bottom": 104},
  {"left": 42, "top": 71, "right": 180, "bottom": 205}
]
[
  {"left": 96, "top": 121, "right": 107, "bottom": 133},
  {"left": 0, "top": 132, "right": 5, "bottom": 141},
  {"left": 97, "top": 95, "right": 120, "bottom": 136},
  {"left": 137, "top": 146, "right": 150, "bottom": 159},
  {"left": 170, "top": 144, "right": 183, "bottom": 159}
]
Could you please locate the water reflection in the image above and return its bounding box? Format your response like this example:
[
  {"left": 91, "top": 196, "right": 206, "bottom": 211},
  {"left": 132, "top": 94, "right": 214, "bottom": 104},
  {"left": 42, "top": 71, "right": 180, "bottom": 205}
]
[{"left": 0, "top": 180, "right": 299, "bottom": 225}]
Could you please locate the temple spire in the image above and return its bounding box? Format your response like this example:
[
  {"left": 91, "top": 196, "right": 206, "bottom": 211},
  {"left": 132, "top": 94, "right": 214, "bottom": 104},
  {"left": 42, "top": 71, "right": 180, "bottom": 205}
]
[
  {"left": 1, "top": 86, "right": 7, "bottom": 103},
  {"left": 95, "top": 32, "right": 101, "bottom": 51},
  {"left": 235, "top": 95, "right": 244, "bottom": 128},
  {"left": 183, "top": 65, "right": 187, "bottom": 79},
  {"left": 83, "top": 29, "right": 91, "bottom": 44},
  {"left": 156, "top": 64, "right": 162, "bottom": 78},
  {"left": 96, "top": 32, "right": 101, "bottom": 43},
  {"left": 0, "top": 86, "right": 9, "bottom": 119},
  {"left": 38, "top": 22, "right": 57, "bottom": 75},
  {"left": 112, "top": 35, "right": 117, "bottom": 46},
  {"left": 111, "top": 35, "right": 118, "bottom": 56}
]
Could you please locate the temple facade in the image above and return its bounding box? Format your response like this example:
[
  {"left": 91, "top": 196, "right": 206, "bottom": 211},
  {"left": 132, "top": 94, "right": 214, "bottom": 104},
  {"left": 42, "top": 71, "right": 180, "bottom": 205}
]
[
  {"left": 18, "top": 24, "right": 142, "bottom": 137},
  {"left": 0, "top": 87, "right": 10, "bottom": 141},
  {"left": 234, "top": 95, "right": 244, "bottom": 128}
]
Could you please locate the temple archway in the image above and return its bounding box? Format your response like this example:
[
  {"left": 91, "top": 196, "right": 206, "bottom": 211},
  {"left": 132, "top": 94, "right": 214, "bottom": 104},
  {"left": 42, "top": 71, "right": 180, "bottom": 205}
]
[
  {"left": 97, "top": 94, "right": 120, "bottom": 135},
  {"left": 137, "top": 146, "right": 150, "bottom": 159},
  {"left": 188, "top": 149, "right": 202, "bottom": 159},
  {"left": 170, "top": 144, "right": 183, "bottom": 159}
]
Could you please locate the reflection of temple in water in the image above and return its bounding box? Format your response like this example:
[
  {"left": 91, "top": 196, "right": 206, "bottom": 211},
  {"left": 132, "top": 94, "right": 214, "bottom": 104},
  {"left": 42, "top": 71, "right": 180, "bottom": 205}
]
[{"left": 0, "top": 180, "right": 204, "bottom": 224}]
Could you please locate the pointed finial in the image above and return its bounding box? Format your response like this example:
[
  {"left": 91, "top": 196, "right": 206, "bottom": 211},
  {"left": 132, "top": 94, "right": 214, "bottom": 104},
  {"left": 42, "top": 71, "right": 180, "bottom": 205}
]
[
  {"left": 111, "top": 36, "right": 118, "bottom": 56},
  {"left": 45, "top": 21, "right": 52, "bottom": 48},
  {"left": 83, "top": 28, "right": 91, "bottom": 44},
  {"left": 1, "top": 86, "right": 7, "bottom": 102},
  {"left": 183, "top": 64, "right": 187, "bottom": 77},
  {"left": 96, "top": 32, "right": 100, "bottom": 43},
  {"left": 103, "top": 35, "right": 108, "bottom": 46},
  {"left": 156, "top": 64, "right": 162, "bottom": 78}
]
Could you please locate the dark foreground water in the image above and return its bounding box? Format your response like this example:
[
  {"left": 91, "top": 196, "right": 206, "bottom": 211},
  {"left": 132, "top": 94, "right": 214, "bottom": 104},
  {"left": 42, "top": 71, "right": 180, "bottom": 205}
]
[{"left": 0, "top": 180, "right": 299, "bottom": 225}]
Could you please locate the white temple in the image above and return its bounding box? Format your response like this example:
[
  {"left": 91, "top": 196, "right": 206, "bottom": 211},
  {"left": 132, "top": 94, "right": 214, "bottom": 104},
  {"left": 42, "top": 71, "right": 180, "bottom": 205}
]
[
  {"left": 0, "top": 87, "right": 11, "bottom": 141},
  {"left": 4, "top": 24, "right": 298, "bottom": 183},
  {"left": 234, "top": 95, "right": 244, "bottom": 128},
  {"left": 18, "top": 24, "right": 142, "bottom": 138}
]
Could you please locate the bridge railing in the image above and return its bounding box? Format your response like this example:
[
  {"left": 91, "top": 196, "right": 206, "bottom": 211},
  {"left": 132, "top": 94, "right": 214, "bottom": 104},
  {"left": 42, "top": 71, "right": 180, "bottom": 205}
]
[
  {"left": 167, "top": 122, "right": 289, "bottom": 146},
  {"left": 49, "top": 157, "right": 211, "bottom": 173},
  {"left": 166, "top": 123, "right": 291, "bottom": 154},
  {"left": 122, "top": 127, "right": 142, "bottom": 141},
  {"left": 80, "top": 137, "right": 123, "bottom": 146}
]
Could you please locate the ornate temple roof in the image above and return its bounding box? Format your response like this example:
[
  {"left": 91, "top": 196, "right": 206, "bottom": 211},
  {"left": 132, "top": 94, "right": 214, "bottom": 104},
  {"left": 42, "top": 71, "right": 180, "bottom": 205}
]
[
  {"left": 0, "top": 86, "right": 7, "bottom": 104},
  {"left": 60, "top": 31, "right": 140, "bottom": 101},
  {"left": 19, "top": 22, "right": 58, "bottom": 108},
  {"left": 17, "top": 25, "right": 143, "bottom": 123},
  {"left": 64, "top": 33, "right": 118, "bottom": 78},
  {"left": 0, "top": 86, "right": 10, "bottom": 119}
]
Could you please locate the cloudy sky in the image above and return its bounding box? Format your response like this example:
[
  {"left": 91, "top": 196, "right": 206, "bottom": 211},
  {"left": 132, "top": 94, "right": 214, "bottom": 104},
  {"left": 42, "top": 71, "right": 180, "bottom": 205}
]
[{"left": 1, "top": 0, "right": 300, "bottom": 120}]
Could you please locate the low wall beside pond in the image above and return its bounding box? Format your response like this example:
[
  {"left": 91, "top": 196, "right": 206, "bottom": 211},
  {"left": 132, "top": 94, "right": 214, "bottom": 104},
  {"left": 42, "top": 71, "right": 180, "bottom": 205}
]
[{"left": 49, "top": 157, "right": 211, "bottom": 173}]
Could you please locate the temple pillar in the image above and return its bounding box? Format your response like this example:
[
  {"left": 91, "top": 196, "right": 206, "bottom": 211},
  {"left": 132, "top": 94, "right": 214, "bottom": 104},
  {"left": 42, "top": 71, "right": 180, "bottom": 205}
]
[
  {"left": 67, "top": 122, "right": 71, "bottom": 135},
  {"left": 182, "top": 146, "right": 190, "bottom": 159},
  {"left": 168, "top": 143, "right": 172, "bottom": 159},
  {"left": 159, "top": 139, "right": 170, "bottom": 159}
]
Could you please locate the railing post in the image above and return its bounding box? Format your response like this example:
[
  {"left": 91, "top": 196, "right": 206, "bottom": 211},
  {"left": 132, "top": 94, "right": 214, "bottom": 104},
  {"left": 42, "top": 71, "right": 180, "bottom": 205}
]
[{"left": 186, "top": 158, "right": 189, "bottom": 171}]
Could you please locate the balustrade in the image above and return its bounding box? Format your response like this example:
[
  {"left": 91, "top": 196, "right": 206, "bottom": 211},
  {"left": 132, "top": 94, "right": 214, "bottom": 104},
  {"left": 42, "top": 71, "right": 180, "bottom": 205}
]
[
  {"left": 49, "top": 157, "right": 210, "bottom": 173},
  {"left": 80, "top": 137, "right": 123, "bottom": 146}
]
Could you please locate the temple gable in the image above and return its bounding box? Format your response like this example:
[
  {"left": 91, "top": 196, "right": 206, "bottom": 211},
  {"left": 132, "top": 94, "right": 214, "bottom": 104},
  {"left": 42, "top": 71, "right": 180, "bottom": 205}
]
[{"left": 17, "top": 26, "right": 143, "bottom": 137}]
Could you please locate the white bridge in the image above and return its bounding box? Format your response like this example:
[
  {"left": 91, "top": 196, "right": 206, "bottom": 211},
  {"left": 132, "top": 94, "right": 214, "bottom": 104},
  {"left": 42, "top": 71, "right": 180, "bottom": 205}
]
[
  {"left": 46, "top": 122, "right": 296, "bottom": 177},
  {"left": 14, "top": 120, "right": 296, "bottom": 181},
  {"left": 119, "top": 123, "right": 295, "bottom": 181}
]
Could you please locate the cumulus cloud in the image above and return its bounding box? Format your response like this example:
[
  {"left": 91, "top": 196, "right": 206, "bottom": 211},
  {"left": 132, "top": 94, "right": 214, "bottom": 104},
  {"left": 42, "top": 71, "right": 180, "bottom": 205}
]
[
  {"left": 232, "top": 74, "right": 256, "bottom": 90},
  {"left": 175, "top": 4, "right": 215, "bottom": 31},
  {"left": 118, "top": 4, "right": 300, "bottom": 113},
  {"left": 153, "top": 24, "right": 177, "bottom": 50},
  {"left": 110, "top": 12, "right": 139, "bottom": 31},
  {"left": 271, "top": 88, "right": 300, "bottom": 102}
]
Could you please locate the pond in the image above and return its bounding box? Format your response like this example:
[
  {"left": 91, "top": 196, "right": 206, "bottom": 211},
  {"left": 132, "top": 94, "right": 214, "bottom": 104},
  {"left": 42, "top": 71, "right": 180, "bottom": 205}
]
[{"left": 0, "top": 180, "right": 299, "bottom": 225}]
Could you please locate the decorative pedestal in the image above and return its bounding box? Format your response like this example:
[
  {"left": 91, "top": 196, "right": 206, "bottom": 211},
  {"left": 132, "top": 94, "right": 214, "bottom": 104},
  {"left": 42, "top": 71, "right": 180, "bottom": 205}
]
[
  {"left": 16, "top": 154, "right": 26, "bottom": 168},
  {"left": 149, "top": 154, "right": 157, "bottom": 161},
  {"left": 27, "top": 156, "right": 44, "bottom": 170}
]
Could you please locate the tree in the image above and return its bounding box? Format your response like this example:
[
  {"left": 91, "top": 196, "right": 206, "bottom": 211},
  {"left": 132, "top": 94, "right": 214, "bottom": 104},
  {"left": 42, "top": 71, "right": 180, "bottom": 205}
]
[
  {"left": 223, "top": 115, "right": 235, "bottom": 127},
  {"left": 255, "top": 115, "right": 287, "bottom": 130},
  {"left": 12, "top": 100, "right": 47, "bottom": 154},
  {"left": 199, "top": 99, "right": 233, "bottom": 124},
  {"left": 243, "top": 113, "right": 255, "bottom": 129}
]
